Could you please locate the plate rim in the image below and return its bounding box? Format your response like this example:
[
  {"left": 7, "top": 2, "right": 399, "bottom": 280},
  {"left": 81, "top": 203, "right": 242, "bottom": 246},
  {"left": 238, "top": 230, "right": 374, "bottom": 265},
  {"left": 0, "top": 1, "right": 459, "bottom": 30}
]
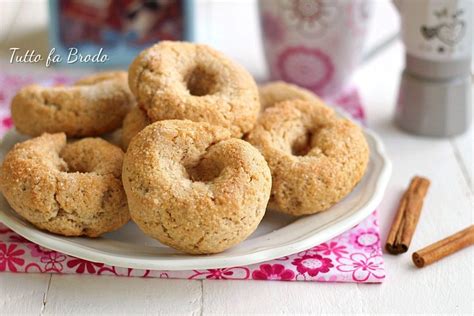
[{"left": 0, "top": 124, "right": 392, "bottom": 271}]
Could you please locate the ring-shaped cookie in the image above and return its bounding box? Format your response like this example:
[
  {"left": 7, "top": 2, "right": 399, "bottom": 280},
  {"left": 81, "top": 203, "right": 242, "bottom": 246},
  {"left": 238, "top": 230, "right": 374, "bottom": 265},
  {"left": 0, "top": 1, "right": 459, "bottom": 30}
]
[
  {"left": 247, "top": 100, "right": 369, "bottom": 216},
  {"left": 259, "top": 81, "right": 320, "bottom": 110},
  {"left": 0, "top": 133, "right": 130, "bottom": 237},
  {"left": 11, "top": 71, "right": 134, "bottom": 137},
  {"left": 122, "top": 120, "right": 272, "bottom": 254},
  {"left": 121, "top": 107, "right": 151, "bottom": 150},
  {"left": 128, "top": 41, "right": 260, "bottom": 137}
]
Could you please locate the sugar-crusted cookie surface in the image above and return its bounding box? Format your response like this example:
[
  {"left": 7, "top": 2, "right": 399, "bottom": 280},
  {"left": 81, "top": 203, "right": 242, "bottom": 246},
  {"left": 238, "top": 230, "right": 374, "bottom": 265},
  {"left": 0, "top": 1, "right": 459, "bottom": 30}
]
[
  {"left": 128, "top": 41, "right": 260, "bottom": 137},
  {"left": 0, "top": 133, "right": 130, "bottom": 237},
  {"left": 259, "top": 81, "right": 321, "bottom": 110},
  {"left": 11, "top": 71, "right": 134, "bottom": 137},
  {"left": 247, "top": 99, "right": 369, "bottom": 216},
  {"left": 122, "top": 120, "right": 272, "bottom": 254},
  {"left": 121, "top": 106, "right": 151, "bottom": 150}
]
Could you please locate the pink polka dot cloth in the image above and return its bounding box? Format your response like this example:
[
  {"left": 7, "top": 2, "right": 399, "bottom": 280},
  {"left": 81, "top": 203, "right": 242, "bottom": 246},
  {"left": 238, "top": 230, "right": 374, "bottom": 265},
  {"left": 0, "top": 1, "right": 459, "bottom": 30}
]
[{"left": 0, "top": 73, "right": 384, "bottom": 283}]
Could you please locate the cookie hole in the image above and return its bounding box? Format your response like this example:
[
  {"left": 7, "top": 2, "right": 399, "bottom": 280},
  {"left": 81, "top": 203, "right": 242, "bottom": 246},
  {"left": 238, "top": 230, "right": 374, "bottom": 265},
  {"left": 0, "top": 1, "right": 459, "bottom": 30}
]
[
  {"left": 58, "top": 141, "right": 106, "bottom": 174},
  {"left": 185, "top": 158, "right": 223, "bottom": 183},
  {"left": 59, "top": 154, "right": 88, "bottom": 173},
  {"left": 184, "top": 66, "right": 218, "bottom": 97},
  {"left": 101, "top": 188, "right": 114, "bottom": 208},
  {"left": 291, "top": 131, "right": 313, "bottom": 156}
]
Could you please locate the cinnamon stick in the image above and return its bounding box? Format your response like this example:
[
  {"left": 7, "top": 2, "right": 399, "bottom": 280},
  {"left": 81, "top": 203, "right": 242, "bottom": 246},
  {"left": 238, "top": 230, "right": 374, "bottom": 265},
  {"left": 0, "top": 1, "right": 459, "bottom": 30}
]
[
  {"left": 385, "top": 176, "right": 430, "bottom": 254},
  {"left": 412, "top": 225, "right": 474, "bottom": 268}
]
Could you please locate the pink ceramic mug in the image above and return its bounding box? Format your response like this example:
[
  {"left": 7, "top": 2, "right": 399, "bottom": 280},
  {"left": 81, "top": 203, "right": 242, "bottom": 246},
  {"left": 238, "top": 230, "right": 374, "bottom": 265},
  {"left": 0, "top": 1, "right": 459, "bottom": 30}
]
[{"left": 258, "top": 0, "right": 373, "bottom": 98}]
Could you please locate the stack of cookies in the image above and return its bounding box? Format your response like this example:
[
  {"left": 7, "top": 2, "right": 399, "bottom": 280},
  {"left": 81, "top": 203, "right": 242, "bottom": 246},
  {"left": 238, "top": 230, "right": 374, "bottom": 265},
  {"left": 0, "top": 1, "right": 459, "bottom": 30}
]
[{"left": 0, "top": 41, "right": 369, "bottom": 255}]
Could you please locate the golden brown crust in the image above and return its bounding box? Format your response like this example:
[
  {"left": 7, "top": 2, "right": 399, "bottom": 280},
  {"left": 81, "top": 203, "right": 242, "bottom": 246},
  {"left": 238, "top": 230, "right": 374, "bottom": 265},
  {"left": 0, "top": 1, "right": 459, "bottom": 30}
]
[
  {"left": 121, "top": 106, "right": 151, "bottom": 150},
  {"left": 259, "top": 81, "right": 321, "bottom": 110},
  {"left": 122, "top": 120, "right": 272, "bottom": 254},
  {"left": 246, "top": 99, "right": 369, "bottom": 216},
  {"left": 128, "top": 41, "right": 260, "bottom": 137},
  {"left": 11, "top": 71, "right": 134, "bottom": 137},
  {"left": 0, "top": 133, "right": 130, "bottom": 237}
]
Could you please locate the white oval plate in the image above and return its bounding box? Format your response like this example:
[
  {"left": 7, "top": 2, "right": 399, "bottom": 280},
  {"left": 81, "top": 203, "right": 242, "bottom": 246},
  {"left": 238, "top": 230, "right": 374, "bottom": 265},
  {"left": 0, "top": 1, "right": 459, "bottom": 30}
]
[{"left": 0, "top": 121, "right": 391, "bottom": 271}]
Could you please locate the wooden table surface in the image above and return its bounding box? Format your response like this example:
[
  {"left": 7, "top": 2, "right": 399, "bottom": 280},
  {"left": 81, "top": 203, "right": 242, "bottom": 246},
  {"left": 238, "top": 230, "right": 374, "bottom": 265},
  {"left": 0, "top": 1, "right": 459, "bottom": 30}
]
[{"left": 0, "top": 0, "right": 472, "bottom": 315}]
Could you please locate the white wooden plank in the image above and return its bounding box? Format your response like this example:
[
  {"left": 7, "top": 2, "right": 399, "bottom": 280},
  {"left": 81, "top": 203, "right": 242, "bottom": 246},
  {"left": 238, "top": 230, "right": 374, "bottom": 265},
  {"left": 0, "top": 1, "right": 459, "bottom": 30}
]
[
  {"left": 451, "top": 118, "right": 473, "bottom": 191},
  {"left": 0, "top": 273, "right": 51, "bottom": 315},
  {"left": 203, "top": 280, "right": 368, "bottom": 314},
  {"left": 43, "top": 275, "right": 202, "bottom": 315}
]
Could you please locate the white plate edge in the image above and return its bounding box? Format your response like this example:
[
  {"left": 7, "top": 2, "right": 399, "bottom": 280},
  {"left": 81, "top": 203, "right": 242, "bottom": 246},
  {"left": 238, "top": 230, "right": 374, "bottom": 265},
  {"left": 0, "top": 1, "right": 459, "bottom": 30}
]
[{"left": 0, "top": 126, "right": 392, "bottom": 270}]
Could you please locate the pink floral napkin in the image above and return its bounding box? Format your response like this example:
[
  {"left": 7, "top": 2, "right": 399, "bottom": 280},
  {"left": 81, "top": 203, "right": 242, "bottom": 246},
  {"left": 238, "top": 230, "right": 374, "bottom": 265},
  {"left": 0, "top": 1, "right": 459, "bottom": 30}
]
[{"left": 0, "top": 73, "right": 385, "bottom": 283}]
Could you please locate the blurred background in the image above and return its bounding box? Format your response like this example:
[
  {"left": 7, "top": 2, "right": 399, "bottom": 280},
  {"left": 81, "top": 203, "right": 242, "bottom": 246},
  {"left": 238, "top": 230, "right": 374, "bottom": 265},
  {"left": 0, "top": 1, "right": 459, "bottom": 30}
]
[
  {"left": 1, "top": 0, "right": 472, "bottom": 137},
  {"left": 0, "top": 0, "right": 400, "bottom": 80}
]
